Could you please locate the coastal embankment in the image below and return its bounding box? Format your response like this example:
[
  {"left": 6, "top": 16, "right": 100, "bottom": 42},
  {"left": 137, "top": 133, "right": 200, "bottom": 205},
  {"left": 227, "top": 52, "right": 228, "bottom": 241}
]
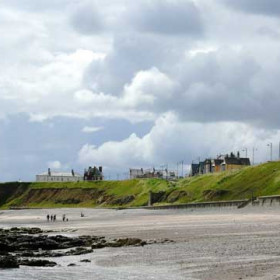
[{"left": 1, "top": 161, "right": 280, "bottom": 209}]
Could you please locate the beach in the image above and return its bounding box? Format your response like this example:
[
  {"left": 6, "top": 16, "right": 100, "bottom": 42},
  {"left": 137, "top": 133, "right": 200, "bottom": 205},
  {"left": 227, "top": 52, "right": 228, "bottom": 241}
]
[{"left": 1, "top": 206, "right": 280, "bottom": 279}]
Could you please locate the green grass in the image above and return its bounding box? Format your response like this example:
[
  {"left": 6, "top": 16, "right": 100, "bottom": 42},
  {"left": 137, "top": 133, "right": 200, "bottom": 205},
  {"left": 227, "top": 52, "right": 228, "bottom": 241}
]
[
  {"left": 171, "top": 161, "right": 280, "bottom": 203},
  {"left": 1, "top": 162, "right": 280, "bottom": 208}
]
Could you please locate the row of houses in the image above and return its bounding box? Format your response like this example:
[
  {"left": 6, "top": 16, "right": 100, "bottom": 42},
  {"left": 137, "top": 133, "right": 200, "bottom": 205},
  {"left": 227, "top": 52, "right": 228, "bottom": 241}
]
[
  {"left": 129, "top": 168, "right": 177, "bottom": 180},
  {"left": 36, "top": 152, "right": 250, "bottom": 182},
  {"left": 190, "top": 152, "right": 250, "bottom": 176},
  {"left": 36, "top": 166, "right": 104, "bottom": 182}
]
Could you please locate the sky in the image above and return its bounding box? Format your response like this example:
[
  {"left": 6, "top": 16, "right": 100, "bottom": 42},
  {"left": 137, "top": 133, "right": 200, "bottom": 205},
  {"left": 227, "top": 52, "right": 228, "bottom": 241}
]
[{"left": 1, "top": 0, "right": 280, "bottom": 181}]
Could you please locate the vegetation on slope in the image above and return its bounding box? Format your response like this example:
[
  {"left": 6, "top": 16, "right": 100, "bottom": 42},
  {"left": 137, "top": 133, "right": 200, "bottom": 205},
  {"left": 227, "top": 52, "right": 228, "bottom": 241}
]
[
  {"left": 1, "top": 161, "right": 280, "bottom": 208},
  {"left": 165, "top": 161, "right": 280, "bottom": 204},
  {"left": 0, "top": 179, "right": 169, "bottom": 209}
]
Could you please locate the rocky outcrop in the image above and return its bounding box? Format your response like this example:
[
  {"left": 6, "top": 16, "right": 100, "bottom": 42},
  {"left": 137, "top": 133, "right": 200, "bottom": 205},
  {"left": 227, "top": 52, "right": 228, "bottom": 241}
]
[
  {"left": 0, "top": 255, "right": 19, "bottom": 268},
  {"left": 106, "top": 238, "right": 147, "bottom": 247},
  {"left": 0, "top": 227, "right": 171, "bottom": 269},
  {"left": 19, "top": 259, "right": 56, "bottom": 267}
]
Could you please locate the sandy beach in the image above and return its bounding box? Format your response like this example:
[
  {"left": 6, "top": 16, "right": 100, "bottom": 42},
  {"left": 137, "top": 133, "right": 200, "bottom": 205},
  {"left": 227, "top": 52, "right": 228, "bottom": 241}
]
[{"left": 1, "top": 206, "right": 280, "bottom": 279}]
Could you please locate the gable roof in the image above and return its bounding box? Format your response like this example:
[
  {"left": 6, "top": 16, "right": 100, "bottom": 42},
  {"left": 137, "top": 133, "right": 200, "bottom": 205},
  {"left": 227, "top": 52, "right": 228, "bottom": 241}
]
[{"left": 224, "top": 157, "right": 250, "bottom": 165}]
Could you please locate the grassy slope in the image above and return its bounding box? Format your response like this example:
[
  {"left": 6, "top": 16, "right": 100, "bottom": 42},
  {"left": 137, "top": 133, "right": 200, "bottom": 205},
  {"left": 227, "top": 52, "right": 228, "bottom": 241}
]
[
  {"left": 1, "top": 161, "right": 280, "bottom": 208},
  {"left": 0, "top": 179, "right": 169, "bottom": 208},
  {"left": 170, "top": 161, "right": 280, "bottom": 204}
]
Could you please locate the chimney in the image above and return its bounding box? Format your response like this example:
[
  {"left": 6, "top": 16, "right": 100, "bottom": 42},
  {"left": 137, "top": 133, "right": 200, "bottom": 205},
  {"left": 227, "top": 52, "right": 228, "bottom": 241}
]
[
  {"left": 99, "top": 166, "right": 102, "bottom": 173},
  {"left": 48, "top": 168, "right": 51, "bottom": 176},
  {"left": 71, "top": 169, "right": 75, "bottom": 176}
]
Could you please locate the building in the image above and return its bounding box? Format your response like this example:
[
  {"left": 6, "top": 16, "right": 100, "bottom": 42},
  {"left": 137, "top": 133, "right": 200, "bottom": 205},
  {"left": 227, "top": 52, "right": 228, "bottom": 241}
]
[
  {"left": 220, "top": 156, "right": 251, "bottom": 171},
  {"left": 190, "top": 163, "right": 200, "bottom": 176},
  {"left": 84, "top": 166, "right": 104, "bottom": 181},
  {"left": 190, "top": 152, "right": 250, "bottom": 176},
  {"left": 129, "top": 168, "right": 145, "bottom": 179},
  {"left": 129, "top": 168, "right": 177, "bottom": 180},
  {"left": 36, "top": 168, "right": 83, "bottom": 182}
]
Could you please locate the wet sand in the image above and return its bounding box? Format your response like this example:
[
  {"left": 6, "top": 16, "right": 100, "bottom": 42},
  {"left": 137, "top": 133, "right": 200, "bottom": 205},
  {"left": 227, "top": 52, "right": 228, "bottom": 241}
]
[{"left": 1, "top": 206, "right": 280, "bottom": 279}]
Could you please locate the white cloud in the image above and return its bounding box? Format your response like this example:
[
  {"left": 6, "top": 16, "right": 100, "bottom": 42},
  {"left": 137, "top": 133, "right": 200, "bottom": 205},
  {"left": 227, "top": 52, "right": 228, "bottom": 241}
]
[
  {"left": 82, "top": 126, "right": 104, "bottom": 133},
  {"left": 78, "top": 113, "right": 280, "bottom": 171},
  {"left": 2, "top": 0, "right": 280, "bottom": 181},
  {"left": 123, "top": 67, "right": 176, "bottom": 107}
]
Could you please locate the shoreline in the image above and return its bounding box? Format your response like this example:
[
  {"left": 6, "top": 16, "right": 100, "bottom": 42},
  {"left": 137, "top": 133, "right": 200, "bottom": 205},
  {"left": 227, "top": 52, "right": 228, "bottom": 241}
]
[{"left": 2, "top": 207, "right": 280, "bottom": 279}]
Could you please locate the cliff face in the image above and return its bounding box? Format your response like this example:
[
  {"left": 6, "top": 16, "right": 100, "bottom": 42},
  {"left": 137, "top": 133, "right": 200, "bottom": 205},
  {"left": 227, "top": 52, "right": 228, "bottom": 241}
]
[
  {"left": 1, "top": 161, "right": 280, "bottom": 209},
  {"left": 0, "top": 182, "right": 30, "bottom": 207},
  {"left": 0, "top": 179, "right": 169, "bottom": 209}
]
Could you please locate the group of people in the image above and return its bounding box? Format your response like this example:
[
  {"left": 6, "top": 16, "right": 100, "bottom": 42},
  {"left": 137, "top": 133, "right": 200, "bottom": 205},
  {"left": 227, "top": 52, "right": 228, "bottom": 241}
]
[
  {"left": 46, "top": 214, "right": 68, "bottom": 222},
  {"left": 62, "top": 214, "right": 68, "bottom": 222},
  {"left": 46, "top": 212, "right": 85, "bottom": 222},
  {"left": 46, "top": 214, "right": 56, "bottom": 222}
]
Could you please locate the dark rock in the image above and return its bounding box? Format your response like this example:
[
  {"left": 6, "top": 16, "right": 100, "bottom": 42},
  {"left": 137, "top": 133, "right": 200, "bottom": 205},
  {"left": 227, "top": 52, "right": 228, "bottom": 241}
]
[
  {"left": 107, "top": 238, "right": 146, "bottom": 247},
  {"left": 0, "top": 242, "right": 10, "bottom": 252},
  {"left": 19, "top": 259, "right": 57, "bottom": 267},
  {"left": 10, "top": 227, "right": 43, "bottom": 234},
  {"left": 0, "top": 227, "right": 154, "bottom": 266},
  {"left": 91, "top": 243, "right": 106, "bottom": 249},
  {"left": 68, "top": 263, "right": 76, "bottom": 266},
  {"left": 80, "top": 259, "right": 91, "bottom": 263},
  {"left": 0, "top": 255, "right": 19, "bottom": 268},
  {"left": 19, "top": 251, "right": 35, "bottom": 257},
  {"left": 66, "top": 247, "right": 93, "bottom": 256}
]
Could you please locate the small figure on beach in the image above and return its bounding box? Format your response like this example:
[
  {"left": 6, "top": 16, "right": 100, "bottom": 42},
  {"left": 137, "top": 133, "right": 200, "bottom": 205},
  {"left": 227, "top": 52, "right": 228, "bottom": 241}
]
[
  {"left": 62, "top": 214, "right": 66, "bottom": 222},
  {"left": 53, "top": 214, "right": 56, "bottom": 222},
  {"left": 47, "top": 214, "right": 50, "bottom": 222},
  {"left": 81, "top": 212, "right": 84, "bottom": 217},
  {"left": 51, "top": 215, "right": 53, "bottom": 222}
]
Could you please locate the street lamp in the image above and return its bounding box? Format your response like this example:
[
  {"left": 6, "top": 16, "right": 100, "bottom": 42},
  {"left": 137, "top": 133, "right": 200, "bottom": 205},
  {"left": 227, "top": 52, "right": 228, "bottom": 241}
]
[
  {"left": 252, "top": 147, "right": 257, "bottom": 165},
  {"left": 242, "top": 148, "right": 248, "bottom": 158},
  {"left": 267, "top": 143, "right": 272, "bottom": 161},
  {"left": 177, "top": 161, "right": 184, "bottom": 178}
]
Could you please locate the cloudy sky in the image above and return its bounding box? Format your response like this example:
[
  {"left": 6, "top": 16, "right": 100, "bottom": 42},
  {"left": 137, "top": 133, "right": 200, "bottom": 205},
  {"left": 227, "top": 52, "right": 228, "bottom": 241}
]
[{"left": 1, "top": 0, "right": 280, "bottom": 181}]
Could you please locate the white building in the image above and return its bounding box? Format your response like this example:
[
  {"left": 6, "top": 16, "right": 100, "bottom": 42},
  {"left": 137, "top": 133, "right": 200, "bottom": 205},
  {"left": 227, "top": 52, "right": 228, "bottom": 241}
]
[
  {"left": 129, "top": 168, "right": 177, "bottom": 180},
  {"left": 36, "top": 168, "right": 83, "bottom": 182},
  {"left": 129, "top": 168, "right": 144, "bottom": 179}
]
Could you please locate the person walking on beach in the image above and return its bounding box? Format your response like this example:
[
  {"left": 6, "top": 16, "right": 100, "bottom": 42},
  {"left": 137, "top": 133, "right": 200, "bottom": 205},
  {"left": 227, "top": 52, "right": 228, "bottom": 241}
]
[
  {"left": 51, "top": 215, "right": 53, "bottom": 222},
  {"left": 62, "top": 214, "right": 65, "bottom": 222},
  {"left": 53, "top": 214, "right": 56, "bottom": 222},
  {"left": 47, "top": 214, "right": 50, "bottom": 222}
]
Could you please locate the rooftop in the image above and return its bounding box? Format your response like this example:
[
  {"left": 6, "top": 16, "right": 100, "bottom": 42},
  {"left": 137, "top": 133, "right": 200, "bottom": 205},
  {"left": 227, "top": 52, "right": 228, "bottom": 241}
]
[{"left": 37, "top": 172, "right": 82, "bottom": 177}]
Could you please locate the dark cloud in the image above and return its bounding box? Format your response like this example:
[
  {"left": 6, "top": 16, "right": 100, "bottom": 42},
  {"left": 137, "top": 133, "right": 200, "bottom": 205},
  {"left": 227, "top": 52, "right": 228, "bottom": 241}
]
[
  {"left": 3, "top": 0, "right": 280, "bottom": 180},
  {"left": 83, "top": 32, "right": 188, "bottom": 95},
  {"left": 126, "top": 0, "right": 203, "bottom": 36},
  {"left": 222, "top": 0, "right": 280, "bottom": 16},
  {"left": 70, "top": 2, "right": 105, "bottom": 34},
  {"left": 171, "top": 49, "right": 280, "bottom": 128}
]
